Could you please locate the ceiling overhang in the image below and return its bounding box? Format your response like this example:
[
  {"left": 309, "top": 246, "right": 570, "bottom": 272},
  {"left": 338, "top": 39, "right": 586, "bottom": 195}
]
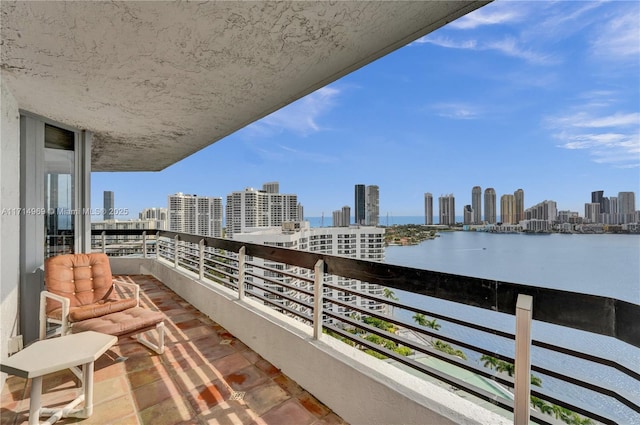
[{"left": 1, "top": 1, "right": 489, "bottom": 171}]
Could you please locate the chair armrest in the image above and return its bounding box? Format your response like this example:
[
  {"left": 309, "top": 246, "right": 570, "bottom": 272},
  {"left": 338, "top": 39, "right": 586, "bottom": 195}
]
[
  {"left": 40, "top": 291, "right": 70, "bottom": 339},
  {"left": 113, "top": 280, "right": 140, "bottom": 306}
]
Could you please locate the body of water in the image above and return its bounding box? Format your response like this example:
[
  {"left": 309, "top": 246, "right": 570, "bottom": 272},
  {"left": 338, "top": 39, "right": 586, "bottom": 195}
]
[{"left": 383, "top": 231, "right": 640, "bottom": 424}]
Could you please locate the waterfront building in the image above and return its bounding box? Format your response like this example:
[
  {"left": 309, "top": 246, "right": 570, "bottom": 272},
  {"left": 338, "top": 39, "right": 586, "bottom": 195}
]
[
  {"left": 584, "top": 203, "right": 601, "bottom": 224},
  {"left": 226, "top": 184, "right": 300, "bottom": 237},
  {"left": 232, "top": 222, "right": 386, "bottom": 320},
  {"left": 514, "top": 189, "right": 525, "bottom": 224},
  {"left": 484, "top": 188, "right": 497, "bottom": 224},
  {"left": 500, "top": 194, "right": 516, "bottom": 224},
  {"left": 424, "top": 193, "right": 433, "bottom": 225},
  {"left": 354, "top": 184, "right": 366, "bottom": 225},
  {"left": 471, "top": 186, "right": 482, "bottom": 224},
  {"left": 618, "top": 192, "right": 636, "bottom": 224},
  {"left": 609, "top": 197, "right": 619, "bottom": 224},
  {"left": 365, "top": 185, "right": 380, "bottom": 226},
  {"left": 438, "top": 194, "right": 455, "bottom": 225},
  {"left": 103, "top": 190, "right": 114, "bottom": 220},
  {"left": 332, "top": 206, "right": 351, "bottom": 227},
  {"left": 463, "top": 204, "right": 473, "bottom": 225},
  {"left": 169, "top": 193, "right": 223, "bottom": 237},
  {"left": 525, "top": 200, "right": 557, "bottom": 223},
  {"left": 139, "top": 207, "right": 168, "bottom": 230}
]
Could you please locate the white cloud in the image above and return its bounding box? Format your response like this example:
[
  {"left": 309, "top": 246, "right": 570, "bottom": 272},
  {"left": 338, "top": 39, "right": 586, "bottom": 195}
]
[
  {"left": 248, "top": 86, "right": 340, "bottom": 137},
  {"left": 550, "top": 112, "right": 640, "bottom": 168},
  {"left": 448, "top": 8, "right": 522, "bottom": 30},
  {"left": 592, "top": 11, "right": 640, "bottom": 60},
  {"left": 432, "top": 103, "right": 480, "bottom": 120},
  {"left": 413, "top": 36, "right": 477, "bottom": 49}
]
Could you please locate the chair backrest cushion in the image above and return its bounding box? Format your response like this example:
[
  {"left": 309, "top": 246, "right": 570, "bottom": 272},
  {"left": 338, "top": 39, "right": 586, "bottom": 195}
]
[{"left": 44, "top": 253, "right": 114, "bottom": 313}]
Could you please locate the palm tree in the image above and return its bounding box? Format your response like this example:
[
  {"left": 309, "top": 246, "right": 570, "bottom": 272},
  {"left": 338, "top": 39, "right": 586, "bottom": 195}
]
[
  {"left": 530, "top": 374, "right": 543, "bottom": 387},
  {"left": 412, "top": 313, "right": 427, "bottom": 326},
  {"left": 496, "top": 361, "right": 515, "bottom": 376},
  {"left": 424, "top": 318, "right": 441, "bottom": 331},
  {"left": 480, "top": 354, "right": 499, "bottom": 370},
  {"left": 382, "top": 287, "right": 398, "bottom": 315}
]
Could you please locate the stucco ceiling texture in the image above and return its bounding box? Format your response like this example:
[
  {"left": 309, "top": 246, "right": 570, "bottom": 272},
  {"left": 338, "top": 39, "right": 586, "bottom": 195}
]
[{"left": 1, "top": 1, "right": 487, "bottom": 171}]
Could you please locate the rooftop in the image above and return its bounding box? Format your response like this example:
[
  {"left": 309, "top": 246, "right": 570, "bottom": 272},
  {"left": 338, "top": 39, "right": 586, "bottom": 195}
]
[{"left": 1, "top": 275, "right": 346, "bottom": 425}]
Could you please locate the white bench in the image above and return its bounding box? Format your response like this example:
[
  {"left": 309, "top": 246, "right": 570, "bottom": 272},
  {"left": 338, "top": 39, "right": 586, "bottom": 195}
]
[{"left": 1, "top": 331, "right": 117, "bottom": 425}]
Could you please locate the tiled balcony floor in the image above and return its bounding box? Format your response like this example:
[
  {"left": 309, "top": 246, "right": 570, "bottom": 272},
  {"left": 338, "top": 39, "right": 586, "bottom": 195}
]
[{"left": 1, "top": 275, "right": 347, "bottom": 425}]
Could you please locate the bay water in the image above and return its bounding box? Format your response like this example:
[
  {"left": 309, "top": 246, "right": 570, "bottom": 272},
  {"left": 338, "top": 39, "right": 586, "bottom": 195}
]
[{"left": 383, "top": 231, "right": 640, "bottom": 423}]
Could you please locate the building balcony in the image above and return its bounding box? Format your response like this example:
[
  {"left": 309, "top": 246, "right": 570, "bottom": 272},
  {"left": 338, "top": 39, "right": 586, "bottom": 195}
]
[{"left": 44, "top": 230, "right": 639, "bottom": 424}]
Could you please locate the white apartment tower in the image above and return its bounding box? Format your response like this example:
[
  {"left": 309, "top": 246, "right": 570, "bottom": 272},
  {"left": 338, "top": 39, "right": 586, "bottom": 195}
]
[
  {"left": 232, "top": 223, "right": 386, "bottom": 320},
  {"left": 438, "top": 194, "right": 455, "bottom": 225},
  {"left": 332, "top": 206, "right": 351, "bottom": 227},
  {"left": 471, "top": 186, "right": 482, "bottom": 224},
  {"left": 139, "top": 207, "right": 168, "bottom": 230},
  {"left": 424, "top": 193, "right": 433, "bottom": 225},
  {"left": 618, "top": 192, "right": 636, "bottom": 224},
  {"left": 226, "top": 183, "right": 300, "bottom": 237},
  {"left": 168, "top": 193, "right": 223, "bottom": 237}
]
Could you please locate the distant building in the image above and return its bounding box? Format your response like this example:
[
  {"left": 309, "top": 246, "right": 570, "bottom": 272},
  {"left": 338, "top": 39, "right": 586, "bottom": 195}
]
[
  {"left": 262, "top": 182, "right": 279, "bottom": 194},
  {"left": 424, "top": 193, "right": 433, "bottom": 225},
  {"left": 354, "top": 184, "right": 366, "bottom": 225},
  {"left": 524, "top": 200, "right": 557, "bottom": 223},
  {"left": 471, "top": 186, "right": 482, "bottom": 224},
  {"left": 584, "top": 202, "right": 601, "bottom": 224},
  {"left": 332, "top": 206, "right": 351, "bottom": 227},
  {"left": 514, "top": 189, "right": 525, "bottom": 223},
  {"left": 139, "top": 207, "right": 168, "bottom": 230},
  {"left": 232, "top": 222, "right": 386, "bottom": 320},
  {"left": 365, "top": 185, "right": 380, "bottom": 226},
  {"left": 557, "top": 210, "right": 579, "bottom": 224},
  {"left": 484, "top": 188, "right": 496, "bottom": 224},
  {"left": 438, "top": 194, "right": 455, "bottom": 225},
  {"left": 618, "top": 192, "right": 636, "bottom": 224},
  {"left": 226, "top": 184, "right": 300, "bottom": 238},
  {"left": 168, "top": 193, "right": 223, "bottom": 237},
  {"left": 103, "top": 191, "right": 114, "bottom": 220},
  {"left": 500, "top": 194, "right": 515, "bottom": 224},
  {"left": 463, "top": 204, "right": 473, "bottom": 225},
  {"left": 92, "top": 219, "right": 157, "bottom": 254}
]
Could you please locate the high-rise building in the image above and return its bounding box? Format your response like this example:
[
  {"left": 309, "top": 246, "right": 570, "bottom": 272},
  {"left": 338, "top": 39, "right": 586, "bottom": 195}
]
[
  {"left": 365, "top": 185, "right": 379, "bottom": 226},
  {"left": 438, "top": 194, "right": 455, "bottom": 225},
  {"left": 354, "top": 184, "right": 366, "bottom": 225},
  {"left": 103, "top": 191, "right": 114, "bottom": 220},
  {"left": 484, "top": 188, "right": 496, "bottom": 224},
  {"left": 424, "top": 193, "right": 433, "bottom": 225},
  {"left": 591, "top": 190, "right": 604, "bottom": 212},
  {"left": 226, "top": 183, "right": 300, "bottom": 237},
  {"left": 514, "top": 189, "right": 525, "bottom": 224},
  {"left": 471, "top": 186, "right": 482, "bottom": 224},
  {"left": 609, "top": 197, "right": 619, "bottom": 224},
  {"left": 139, "top": 207, "right": 168, "bottom": 230},
  {"left": 500, "top": 194, "right": 516, "bottom": 224},
  {"left": 232, "top": 222, "right": 386, "bottom": 320},
  {"left": 584, "top": 203, "right": 601, "bottom": 224},
  {"left": 618, "top": 192, "right": 636, "bottom": 224},
  {"left": 168, "top": 193, "right": 223, "bottom": 237},
  {"left": 332, "top": 206, "right": 351, "bottom": 227},
  {"left": 525, "top": 200, "right": 557, "bottom": 222},
  {"left": 262, "top": 182, "right": 279, "bottom": 194},
  {"left": 463, "top": 205, "right": 473, "bottom": 225}
]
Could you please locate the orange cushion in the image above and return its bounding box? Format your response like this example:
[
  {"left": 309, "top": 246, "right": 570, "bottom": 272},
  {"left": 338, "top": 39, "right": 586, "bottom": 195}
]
[
  {"left": 68, "top": 298, "right": 138, "bottom": 322},
  {"left": 70, "top": 307, "right": 164, "bottom": 336}
]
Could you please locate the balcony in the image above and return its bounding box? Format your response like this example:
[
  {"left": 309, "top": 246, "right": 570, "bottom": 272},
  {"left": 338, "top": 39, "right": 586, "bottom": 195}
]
[
  {"left": 84, "top": 230, "right": 640, "bottom": 424},
  {"left": 1, "top": 274, "right": 345, "bottom": 425}
]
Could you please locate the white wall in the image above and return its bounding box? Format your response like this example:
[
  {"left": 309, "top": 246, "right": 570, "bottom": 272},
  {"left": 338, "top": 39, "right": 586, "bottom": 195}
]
[
  {"left": 110, "top": 257, "right": 510, "bottom": 425},
  {"left": 0, "top": 77, "right": 21, "bottom": 387}
]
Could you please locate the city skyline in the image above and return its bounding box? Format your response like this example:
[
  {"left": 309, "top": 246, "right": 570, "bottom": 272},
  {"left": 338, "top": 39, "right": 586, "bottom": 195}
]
[{"left": 92, "top": 1, "right": 639, "bottom": 218}]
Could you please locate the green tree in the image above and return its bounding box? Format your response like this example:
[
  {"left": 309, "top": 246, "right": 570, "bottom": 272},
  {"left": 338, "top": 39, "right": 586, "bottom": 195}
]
[
  {"left": 383, "top": 288, "right": 399, "bottom": 315},
  {"left": 412, "top": 313, "right": 427, "bottom": 326},
  {"left": 481, "top": 354, "right": 499, "bottom": 370}
]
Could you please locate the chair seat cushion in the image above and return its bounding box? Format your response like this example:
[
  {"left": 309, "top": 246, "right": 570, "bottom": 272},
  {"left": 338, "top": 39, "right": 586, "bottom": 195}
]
[
  {"left": 48, "top": 298, "right": 139, "bottom": 322},
  {"left": 70, "top": 307, "right": 164, "bottom": 336}
]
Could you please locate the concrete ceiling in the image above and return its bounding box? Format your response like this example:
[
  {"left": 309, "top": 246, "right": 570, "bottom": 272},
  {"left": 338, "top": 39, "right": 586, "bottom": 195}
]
[{"left": 1, "top": 1, "right": 488, "bottom": 172}]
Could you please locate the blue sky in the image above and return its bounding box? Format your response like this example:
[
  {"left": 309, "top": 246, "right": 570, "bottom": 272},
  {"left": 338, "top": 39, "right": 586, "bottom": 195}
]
[{"left": 92, "top": 1, "right": 640, "bottom": 219}]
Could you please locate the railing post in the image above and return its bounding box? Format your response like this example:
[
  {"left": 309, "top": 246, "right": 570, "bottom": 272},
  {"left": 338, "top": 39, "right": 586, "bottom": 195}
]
[
  {"left": 199, "top": 239, "right": 205, "bottom": 280},
  {"left": 174, "top": 235, "right": 179, "bottom": 268},
  {"left": 514, "top": 294, "right": 533, "bottom": 425},
  {"left": 313, "top": 260, "right": 325, "bottom": 339},
  {"left": 142, "top": 231, "right": 147, "bottom": 258},
  {"left": 101, "top": 231, "right": 106, "bottom": 254},
  {"left": 155, "top": 232, "right": 160, "bottom": 259},
  {"left": 237, "top": 246, "right": 246, "bottom": 300}
]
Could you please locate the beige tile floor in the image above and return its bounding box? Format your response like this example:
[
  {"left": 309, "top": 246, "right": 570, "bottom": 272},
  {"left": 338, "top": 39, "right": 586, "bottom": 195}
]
[{"left": 1, "top": 275, "right": 347, "bottom": 425}]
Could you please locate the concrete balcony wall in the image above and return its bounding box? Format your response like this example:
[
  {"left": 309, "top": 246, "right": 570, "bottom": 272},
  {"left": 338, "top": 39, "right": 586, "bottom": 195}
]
[
  {"left": 110, "top": 257, "right": 510, "bottom": 425},
  {"left": 0, "top": 78, "right": 21, "bottom": 389}
]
